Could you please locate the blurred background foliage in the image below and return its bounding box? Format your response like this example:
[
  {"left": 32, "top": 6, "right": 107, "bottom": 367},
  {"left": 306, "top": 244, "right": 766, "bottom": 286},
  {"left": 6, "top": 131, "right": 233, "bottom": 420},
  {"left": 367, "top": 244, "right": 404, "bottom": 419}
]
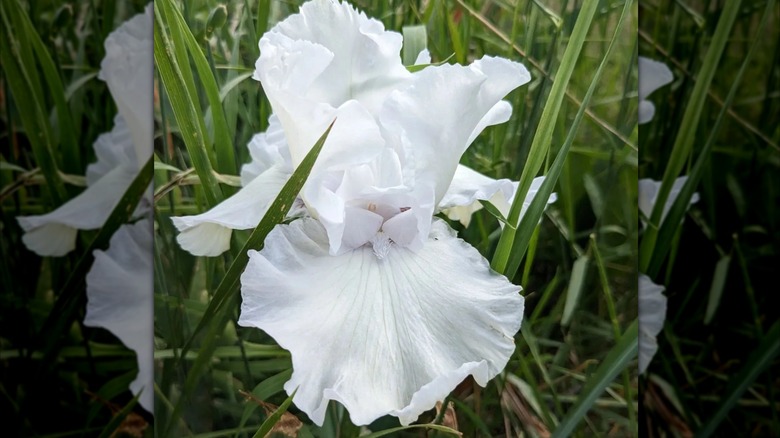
[
  {"left": 639, "top": 0, "right": 780, "bottom": 436},
  {"left": 154, "top": 0, "right": 638, "bottom": 436},
  {"left": 0, "top": 0, "right": 151, "bottom": 436}
]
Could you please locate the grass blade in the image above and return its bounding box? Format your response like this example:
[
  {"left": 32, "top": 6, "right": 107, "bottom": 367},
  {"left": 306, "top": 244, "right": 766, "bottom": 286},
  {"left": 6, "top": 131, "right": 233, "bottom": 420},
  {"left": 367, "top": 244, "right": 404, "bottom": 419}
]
[
  {"left": 251, "top": 388, "right": 298, "bottom": 438},
  {"left": 492, "top": 0, "right": 600, "bottom": 274},
  {"left": 154, "top": 1, "right": 223, "bottom": 207},
  {"left": 695, "top": 321, "right": 780, "bottom": 437},
  {"left": 639, "top": 0, "right": 742, "bottom": 271},
  {"left": 160, "top": 0, "right": 237, "bottom": 176},
  {"left": 561, "top": 255, "right": 589, "bottom": 327},
  {"left": 552, "top": 318, "right": 638, "bottom": 438},
  {"left": 704, "top": 255, "right": 730, "bottom": 325}
]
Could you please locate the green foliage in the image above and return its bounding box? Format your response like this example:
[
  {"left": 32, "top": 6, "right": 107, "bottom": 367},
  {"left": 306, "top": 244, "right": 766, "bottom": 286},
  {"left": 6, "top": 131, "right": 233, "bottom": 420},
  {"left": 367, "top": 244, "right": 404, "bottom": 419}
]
[
  {"left": 0, "top": 1, "right": 152, "bottom": 436},
  {"left": 639, "top": 0, "right": 780, "bottom": 436}
]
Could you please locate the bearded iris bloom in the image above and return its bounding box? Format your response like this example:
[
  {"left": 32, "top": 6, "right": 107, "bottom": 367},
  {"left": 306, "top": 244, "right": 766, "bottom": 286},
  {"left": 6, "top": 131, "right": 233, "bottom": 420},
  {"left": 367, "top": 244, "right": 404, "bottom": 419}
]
[
  {"left": 16, "top": 5, "right": 153, "bottom": 412},
  {"left": 172, "top": 0, "right": 556, "bottom": 426}
]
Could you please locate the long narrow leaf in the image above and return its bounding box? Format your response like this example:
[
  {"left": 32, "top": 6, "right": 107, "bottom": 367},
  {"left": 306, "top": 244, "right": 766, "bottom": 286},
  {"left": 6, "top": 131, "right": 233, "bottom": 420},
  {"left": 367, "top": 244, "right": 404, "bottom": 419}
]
[{"left": 552, "top": 319, "right": 638, "bottom": 438}]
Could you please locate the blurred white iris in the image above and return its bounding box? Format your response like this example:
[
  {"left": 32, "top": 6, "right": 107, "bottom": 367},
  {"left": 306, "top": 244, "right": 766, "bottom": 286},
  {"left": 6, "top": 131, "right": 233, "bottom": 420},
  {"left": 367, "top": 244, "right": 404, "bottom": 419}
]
[
  {"left": 638, "top": 56, "right": 673, "bottom": 124},
  {"left": 171, "top": 0, "right": 554, "bottom": 426},
  {"left": 16, "top": 4, "right": 153, "bottom": 412},
  {"left": 638, "top": 274, "right": 667, "bottom": 374}
]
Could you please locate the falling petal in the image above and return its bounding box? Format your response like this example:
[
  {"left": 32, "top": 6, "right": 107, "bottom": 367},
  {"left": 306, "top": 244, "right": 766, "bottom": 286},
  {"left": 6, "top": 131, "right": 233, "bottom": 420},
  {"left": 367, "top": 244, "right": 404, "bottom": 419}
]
[
  {"left": 172, "top": 165, "right": 290, "bottom": 256},
  {"left": 238, "top": 218, "right": 523, "bottom": 426},
  {"left": 17, "top": 164, "right": 140, "bottom": 256},
  {"left": 84, "top": 219, "right": 154, "bottom": 412},
  {"left": 639, "top": 274, "right": 667, "bottom": 374}
]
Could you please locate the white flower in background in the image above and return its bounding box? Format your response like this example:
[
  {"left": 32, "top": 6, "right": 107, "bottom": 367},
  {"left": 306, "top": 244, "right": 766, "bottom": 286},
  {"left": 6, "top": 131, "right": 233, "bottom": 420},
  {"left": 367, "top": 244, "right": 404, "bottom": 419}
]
[
  {"left": 638, "top": 56, "right": 673, "bottom": 124},
  {"left": 16, "top": 5, "right": 153, "bottom": 412},
  {"left": 638, "top": 176, "right": 699, "bottom": 227},
  {"left": 638, "top": 274, "right": 667, "bottom": 374},
  {"left": 172, "top": 0, "right": 542, "bottom": 426}
]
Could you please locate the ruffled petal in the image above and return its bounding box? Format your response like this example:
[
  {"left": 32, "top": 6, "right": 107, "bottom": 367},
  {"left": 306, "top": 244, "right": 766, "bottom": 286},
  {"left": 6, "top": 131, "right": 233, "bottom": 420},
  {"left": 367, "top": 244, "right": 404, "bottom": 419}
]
[
  {"left": 99, "top": 4, "right": 153, "bottom": 168},
  {"left": 17, "top": 165, "right": 140, "bottom": 256},
  {"left": 638, "top": 274, "right": 667, "bottom": 374},
  {"left": 262, "top": 0, "right": 410, "bottom": 113},
  {"left": 380, "top": 56, "right": 531, "bottom": 204},
  {"left": 172, "top": 165, "right": 290, "bottom": 256},
  {"left": 240, "top": 115, "right": 291, "bottom": 186},
  {"left": 238, "top": 218, "right": 523, "bottom": 426},
  {"left": 84, "top": 219, "right": 154, "bottom": 412}
]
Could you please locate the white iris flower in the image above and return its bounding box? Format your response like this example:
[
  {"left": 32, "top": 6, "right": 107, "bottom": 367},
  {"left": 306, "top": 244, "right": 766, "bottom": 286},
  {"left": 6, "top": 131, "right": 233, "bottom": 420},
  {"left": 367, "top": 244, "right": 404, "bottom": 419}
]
[
  {"left": 172, "top": 0, "right": 555, "bottom": 426},
  {"left": 638, "top": 274, "right": 667, "bottom": 374},
  {"left": 638, "top": 56, "right": 673, "bottom": 124},
  {"left": 16, "top": 5, "right": 153, "bottom": 412}
]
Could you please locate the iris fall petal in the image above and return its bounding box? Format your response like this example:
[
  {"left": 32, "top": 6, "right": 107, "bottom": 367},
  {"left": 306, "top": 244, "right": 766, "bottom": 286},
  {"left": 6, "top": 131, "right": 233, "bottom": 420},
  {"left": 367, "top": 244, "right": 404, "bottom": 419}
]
[
  {"left": 84, "top": 219, "right": 154, "bottom": 411},
  {"left": 238, "top": 218, "right": 523, "bottom": 426}
]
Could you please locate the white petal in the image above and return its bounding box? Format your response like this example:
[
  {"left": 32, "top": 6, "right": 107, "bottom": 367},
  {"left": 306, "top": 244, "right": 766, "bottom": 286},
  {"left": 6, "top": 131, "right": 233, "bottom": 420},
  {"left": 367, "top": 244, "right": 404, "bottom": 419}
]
[
  {"left": 638, "top": 100, "right": 656, "bottom": 125},
  {"left": 638, "top": 274, "right": 667, "bottom": 374},
  {"left": 172, "top": 165, "right": 290, "bottom": 256},
  {"left": 99, "top": 4, "right": 153, "bottom": 168},
  {"left": 255, "top": 32, "right": 387, "bottom": 171},
  {"left": 17, "top": 165, "right": 139, "bottom": 256},
  {"left": 238, "top": 218, "right": 523, "bottom": 426},
  {"left": 440, "top": 167, "right": 555, "bottom": 228},
  {"left": 638, "top": 176, "right": 699, "bottom": 227},
  {"left": 19, "top": 223, "right": 78, "bottom": 257},
  {"left": 414, "top": 49, "right": 431, "bottom": 65},
  {"left": 84, "top": 219, "right": 154, "bottom": 412},
  {"left": 638, "top": 57, "right": 673, "bottom": 100},
  {"left": 86, "top": 115, "right": 137, "bottom": 185},
  {"left": 261, "top": 0, "right": 410, "bottom": 113},
  {"left": 240, "top": 114, "right": 291, "bottom": 186},
  {"left": 380, "top": 56, "right": 531, "bottom": 204}
]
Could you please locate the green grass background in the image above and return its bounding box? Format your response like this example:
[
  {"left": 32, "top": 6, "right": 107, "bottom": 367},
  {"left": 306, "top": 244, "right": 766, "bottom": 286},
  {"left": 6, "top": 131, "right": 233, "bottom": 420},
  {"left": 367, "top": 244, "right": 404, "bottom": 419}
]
[
  {"left": 639, "top": 1, "right": 780, "bottom": 437},
  {"left": 0, "top": 1, "right": 151, "bottom": 436}
]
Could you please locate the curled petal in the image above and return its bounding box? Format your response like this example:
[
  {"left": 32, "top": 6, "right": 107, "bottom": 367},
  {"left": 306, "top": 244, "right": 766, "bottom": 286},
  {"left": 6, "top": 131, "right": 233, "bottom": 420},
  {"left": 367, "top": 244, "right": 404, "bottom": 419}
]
[
  {"left": 238, "top": 218, "right": 523, "bottom": 426},
  {"left": 440, "top": 167, "right": 556, "bottom": 228},
  {"left": 380, "top": 56, "right": 531, "bottom": 204},
  {"left": 240, "top": 115, "right": 291, "bottom": 186},
  {"left": 17, "top": 165, "right": 140, "bottom": 256},
  {"left": 639, "top": 274, "right": 667, "bottom": 374},
  {"left": 99, "top": 4, "right": 153, "bottom": 167},
  {"left": 172, "top": 165, "right": 290, "bottom": 256},
  {"left": 84, "top": 219, "right": 154, "bottom": 412},
  {"left": 638, "top": 176, "right": 700, "bottom": 227},
  {"left": 439, "top": 165, "right": 515, "bottom": 227},
  {"left": 261, "top": 0, "right": 409, "bottom": 113}
]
